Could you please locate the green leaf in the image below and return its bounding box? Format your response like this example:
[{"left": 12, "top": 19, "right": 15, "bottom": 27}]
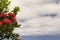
[
  {"left": 0, "top": 0, "right": 11, "bottom": 12},
  {"left": 12, "top": 6, "right": 20, "bottom": 15}
]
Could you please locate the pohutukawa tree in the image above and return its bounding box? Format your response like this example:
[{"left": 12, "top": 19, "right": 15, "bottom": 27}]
[{"left": 0, "top": 0, "right": 21, "bottom": 40}]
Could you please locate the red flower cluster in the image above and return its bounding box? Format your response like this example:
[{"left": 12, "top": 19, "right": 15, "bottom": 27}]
[
  {"left": 0, "top": 12, "right": 16, "bottom": 27},
  {"left": 12, "top": 17, "right": 16, "bottom": 21},
  {"left": 9, "top": 12, "right": 15, "bottom": 17},
  {"left": 0, "top": 22, "right": 2, "bottom": 27},
  {"left": 0, "top": 21, "right": 2, "bottom": 25},
  {"left": 0, "top": 14, "right": 2, "bottom": 17},
  {"left": 9, "top": 12, "right": 16, "bottom": 22},
  {"left": 0, "top": 13, "right": 7, "bottom": 17},
  {"left": 3, "top": 18, "right": 12, "bottom": 24},
  {"left": 2, "top": 13, "right": 7, "bottom": 16}
]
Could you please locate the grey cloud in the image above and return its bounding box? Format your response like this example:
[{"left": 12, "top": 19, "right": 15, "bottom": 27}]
[{"left": 38, "top": 13, "right": 57, "bottom": 17}]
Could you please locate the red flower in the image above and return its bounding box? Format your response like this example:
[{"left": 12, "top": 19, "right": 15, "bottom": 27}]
[
  {"left": 12, "top": 17, "right": 16, "bottom": 21},
  {"left": 9, "top": 12, "right": 15, "bottom": 17},
  {"left": 0, "top": 22, "right": 2, "bottom": 26},
  {"left": 0, "top": 22, "right": 3, "bottom": 27},
  {"left": 0, "top": 13, "right": 7, "bottom": 17},
  {"left": 3, "top": 18, "right": 12, "bottom": 24},
  {"left": 0, "top": 14, "right": 3, "bottom": 17},
  {"left": 2, "top": 13, "right": 7, "bottom": 16}
]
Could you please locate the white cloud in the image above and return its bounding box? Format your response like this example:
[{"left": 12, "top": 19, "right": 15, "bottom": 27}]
[
  {"left": 17, "top": 3, "right": 60, "bottom": 20},
  {"left": 11, "top": 0, "right": 60, "bottom": 36},
  {"left": 18, "top": 17, "right": 60, "bottom": 36}
]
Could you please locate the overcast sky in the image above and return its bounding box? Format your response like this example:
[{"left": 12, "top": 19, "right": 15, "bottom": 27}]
[{"left": 10, "top": 0, "right": 60, "bottom": 36}]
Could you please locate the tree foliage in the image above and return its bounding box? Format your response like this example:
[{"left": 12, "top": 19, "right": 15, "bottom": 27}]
[{"left": 0, "top": 0, "right": 21, "bottom": 40}]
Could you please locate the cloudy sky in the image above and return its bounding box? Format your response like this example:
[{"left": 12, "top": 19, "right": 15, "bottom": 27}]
[{"left": 10, "top": 0, "right": 60, "bottom": 36}]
